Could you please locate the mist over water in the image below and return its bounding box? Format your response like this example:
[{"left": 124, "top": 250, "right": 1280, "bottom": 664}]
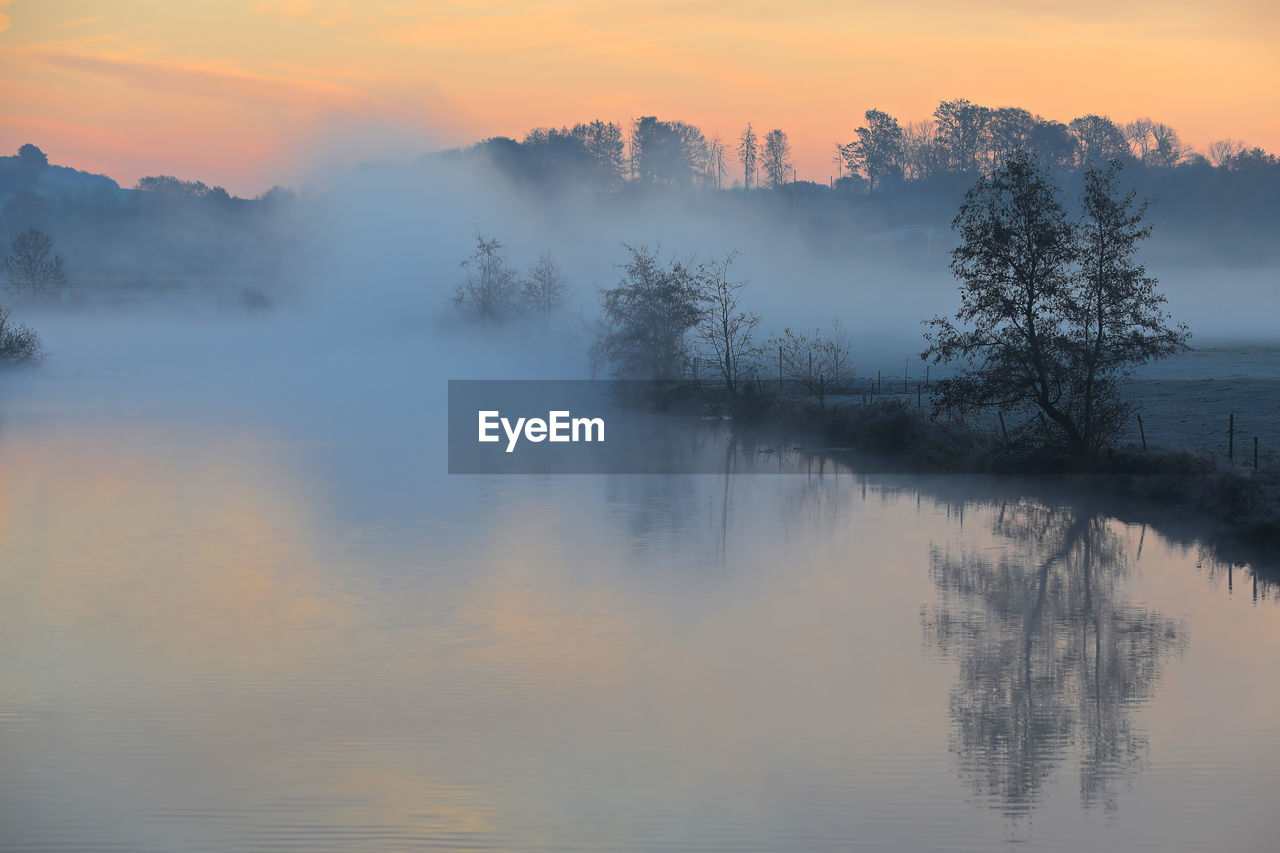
[{"left": 2, "top": 154, "right": 1279, "bottom": 852}]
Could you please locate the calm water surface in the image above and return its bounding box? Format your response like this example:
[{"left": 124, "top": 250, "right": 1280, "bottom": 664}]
[{"left": 1, "top": 406, "right": 1277, "bottom": 851}]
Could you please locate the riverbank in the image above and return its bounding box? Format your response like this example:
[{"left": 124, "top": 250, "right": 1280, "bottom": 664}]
[{"left": 704, "top": 388, "right": 1280, "bottom": 558}]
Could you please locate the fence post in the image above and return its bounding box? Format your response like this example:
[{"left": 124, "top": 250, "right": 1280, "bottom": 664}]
[
  {"left": 1255, "top": 436, "right": 1259, "bottom": 470},
  {"left": 877, "top": 370, "right": 881, "bottom": 392},
  {"left": 1137, "top": 413, "right": 1147, "bottom": 452},
  {"left": 778, "top": 345, "right": 782, "bottom": 391},
  {"left": 998, "top": 411, "right": 1008, "bottom": 441},
  {"left": 917, "top": 384, "right": 922, "bottom": 409},
  {"left": 904, "top": 358, "right": 908, "bottom": 392},
  {"left": 1229, "top": 413, "right": 1234, "bottom": 461},
  {"left": 925, "top": 365, "right": 929, "bottom": 388}
]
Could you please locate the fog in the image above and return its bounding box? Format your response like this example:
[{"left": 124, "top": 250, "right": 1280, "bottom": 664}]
[{"left": 4, "top": 152, "right": 1279, "bottom": 457}]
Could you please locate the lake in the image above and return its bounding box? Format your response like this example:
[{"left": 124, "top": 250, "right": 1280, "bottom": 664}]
[
  {"left": 1, "top": 406, "right": 1277, "bottom": 851},
  {"left": 1, "top": 309, "right": 1278, "bottom": 851}
]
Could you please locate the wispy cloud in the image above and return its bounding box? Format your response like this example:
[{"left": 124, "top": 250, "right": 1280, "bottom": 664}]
[{"left": 20, "top": 47, "right": 373, "bottom": 108}]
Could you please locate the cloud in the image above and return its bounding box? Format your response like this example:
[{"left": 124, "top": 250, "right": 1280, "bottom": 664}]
[{"left": 21, "top": 47, "right": 372, "bottom": 108}]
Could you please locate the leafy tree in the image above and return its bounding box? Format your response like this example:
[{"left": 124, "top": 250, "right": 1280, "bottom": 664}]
[
  {"left": 1228, "top": 146, "right": 1279, "bottom": 172},
  {"left": 762, "top": 129, "right": 792, "bottom": 188},
  {"left": 522, "top": 253, "right": 572, "bottom": 316},
  {"left": 1068, "top": 161, "right": 1189, "bottom": 449},
  {"left": 590, "top": 244, "right": 702, "bottom": 379},
  {"left": 0, "top": 305, "right": 44, "bottom": 364},
  {"left": 629, "top": 117, "right": 706, "bottom": 187},
  {"left": 17, "top": 143, "right": 48, "bottom": 169},
  {"left": 845, "top": 108, "right": 903, "bottom": 189},
  {"left": 694, "top": 251, "right": 758, "bottom": 397},
  {"left": 934, "top": 98, "right": 991, "bottom": 173},
  {"left": 738, "top": 123, "right": 758, "bottom": 189},
  {"left": 453, "top": 232, "right": 522, "bottom": 323},
  {"left": 924, "top": 155, "right": 1188, "bottom": 456},
  {"left": 4, "top": 228, "right": 67, "bottom": 296},
  {"left": 1070, "top": 116, "right": 1131, "bottom": 168}
]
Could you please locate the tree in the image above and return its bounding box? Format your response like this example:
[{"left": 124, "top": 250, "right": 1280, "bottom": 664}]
[
  {"left": 590, "top": 244, "right": 702, "bottom": 379},
  {"left": 934, "top": 98, "right": 991, "bottom": 173},
  {"left": 738, "top": 123, "right": 758, "bottom": 189},
  {"left": 901, "top": 120, "right": 942, "bottom": 180},
  {"left": 845, "top": 108, "right": 903, "bottom": 190},
  {"left": 1069, "top": 161, "right": 1190, "bottom": 449},
  {"left": 522, "top": 253, "right": 572, "bottom": 316},
  {"left": 0, "top": 305, "right": 43, "bottom": 364},
  {"left": 453, "top": 232, "right": 522, "bottom": 323},
  {"left": 4, "top": 228, "right": 67, "bottom": 296},
  {"left": 1069, "top": 116, "right": 1130, "bottom": 169},
  {"left": 762, "top": 129, "right": 792, "bottom": 188},
  {"left": 1207, "top": 139, "right": 1243, "bottom": 168},
  {"left": 629, "top": 117, "right": 706, "bottom": 187},
  {"left": 17, "top": 143, "right": 48, "bottom": 169},
  {"left": 924, "top": 155, "right": 1189, "bottom": 456},
  {"left": 769, "top": 321, "right": 852, "bottom": 410},
  {"left": 706, "top": 135, "right": 727, "bottom": 189},
  {"left": 1228, "top": 146, "right": 1279, "bottom": 172},
  {"left": 694, "top": 251, "right": 758, "bottom": 397},
  {"left": 572, "top": 120, "right": 626, "bottom": 188}
]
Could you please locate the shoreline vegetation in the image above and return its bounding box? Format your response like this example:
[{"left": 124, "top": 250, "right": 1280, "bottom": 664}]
[{"left": 643, "top": 379, "right": 1280, "bottom": 569}]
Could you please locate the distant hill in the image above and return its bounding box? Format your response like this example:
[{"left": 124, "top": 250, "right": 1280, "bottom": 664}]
[{"left": 0, "top": 143, "right": 122, "bottom": 201}]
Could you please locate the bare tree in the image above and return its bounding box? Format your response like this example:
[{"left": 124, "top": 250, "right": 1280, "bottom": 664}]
[
  {"left": 738, "top": 123, "right": 758, "bottom": 189},
  {"left": 1123, "top": 118, "right": 1155, "bottom": 162},
  {"left": 769, "top": 321, "right": 852, "bottom": 410},
  {"left": 694, "top": 251, "right": 758, "bottom": 397},
  {"left": 522, "top": 253, "right": 572, "bottom": 317},
  {"left": 706, "top": 135, "right": 726, "bottom": 189},
  {"left": 453, "top": 232, "right": 522, "bottom": 323},
  {"left": 1207, "top": 139, "right": 1244, "bottom": 168},
  {"left": 762, "top": 129, "right": 792, "bottom": 188},
  {"left": 4, "top": 228, "right": 67, "bottom": 297}
]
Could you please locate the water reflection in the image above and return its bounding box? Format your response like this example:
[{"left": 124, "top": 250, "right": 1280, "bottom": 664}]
[{"left": 923, "top": 502, "right": 1187, "bottom": 815}]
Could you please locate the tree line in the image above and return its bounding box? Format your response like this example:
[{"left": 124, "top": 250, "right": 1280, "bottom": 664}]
[{"left": 446, "top": 99, "right": 1278, "bottom": 193}]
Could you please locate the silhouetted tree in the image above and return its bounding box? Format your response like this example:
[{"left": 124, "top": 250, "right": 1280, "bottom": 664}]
[
  {"left": 522, "top": 253, "right": 572, "bottom": 316},
  {"left": 694, "top": 251, "right": 758, "bottom": 397},
  {"left": 1069, "top": 161, "right": 1190, "bottom": 448},
  {"left": 590, "top": 244, "right": 702, "bottom": 379},
  {"left": 630, "top": 117, "right": 706, "bottom": 187},
  {"left": 4, "top": 228, "right": 67, "bottom": 296},
  {"left": 1207, "top": 139, "right": 1243, "bottom": 168},
  {"left": 707, "top": 135, "right": 727, "bottom": 189},
  {"left": 924, "top": 155, "right": 1188, "bottom": 456},
  {"left": 453, "top": 232, "right": 522, "bottom": 323},
  {"left": 1070, "top": 116, "right": 1131, "bottom": 168},
  {"left": 0, "top": 304, "right": 43, "bottom": 364},
  {"left": 738, "top": 123, "right": 758, "bottom": 189},
  {"left": 17, "top": 143, "right": 48, "bottom": 169},
  {"left": 934, "top": 98, "right": 991, "bottom": 173},
  {"left": 845, "top": 108, "right": 903, "bottom": 190},
  {"left": 762, "top": 129, "right": 792, "bottom": 188},
  {"left": 1228, "top": 146, "right": 1279, "bottom": 172}
]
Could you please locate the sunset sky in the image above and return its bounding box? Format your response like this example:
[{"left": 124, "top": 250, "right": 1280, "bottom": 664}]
[{"left": 2, "top": 0, "right": 1277, "bottom": 196}]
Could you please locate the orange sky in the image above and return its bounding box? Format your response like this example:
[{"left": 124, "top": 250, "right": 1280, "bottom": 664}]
[{"left": 2, "top": 0, "right": 1277, "bottom": 196}]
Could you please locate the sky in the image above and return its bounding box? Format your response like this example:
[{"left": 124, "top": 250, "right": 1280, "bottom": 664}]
[{"left": 1, "top": 0, "right": 1278, "bottom": 196}]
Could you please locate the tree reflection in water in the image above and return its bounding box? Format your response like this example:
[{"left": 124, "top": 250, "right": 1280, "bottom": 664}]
[{"left": 923, "top": 501, "right": 1186, "bottom": 815}]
